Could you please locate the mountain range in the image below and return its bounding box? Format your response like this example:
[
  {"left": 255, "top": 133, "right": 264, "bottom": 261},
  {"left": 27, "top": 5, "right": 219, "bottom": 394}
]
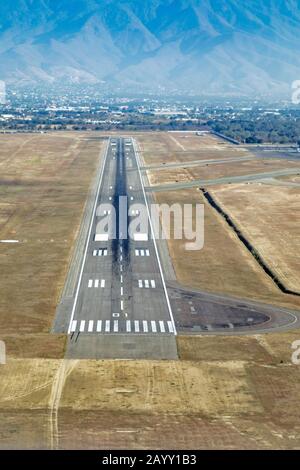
[{"left": 0, "top": 0, "right": 300, "bottom": 95}]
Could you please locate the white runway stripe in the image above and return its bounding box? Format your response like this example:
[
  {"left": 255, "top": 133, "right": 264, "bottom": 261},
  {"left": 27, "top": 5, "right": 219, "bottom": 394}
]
[
  {"left": 71, "top": 320, "right": 175, "bottom": 335},
  {"left": 101, "top": 279, "right": 105, "bottom": 288},
  {"left": 135, "top": 249, "right": 150, "bottom": 257},
  {"left": 94, "top": 279, "right": 99, "bottom": 288},
  {"left": 93, "top": 250, "right": 97, "bottom": 256},
  {"left": 88, "top": 279, "right": 93, "bottom": 288},
  {"left": 138, "top": 279, "right": 156, "bottom": 288}
]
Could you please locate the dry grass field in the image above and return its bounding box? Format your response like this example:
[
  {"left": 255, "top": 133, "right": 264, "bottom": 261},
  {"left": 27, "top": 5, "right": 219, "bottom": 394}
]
[
  {"left": 138, "top": 132, "right": 252, "bottom": 165},
  {"left": 211, "top": 184, "right": 300, "bottom": 293},
  {"left": 1, "top": 332, "right": 300, "bottom": 449},
  {"left": 137, "top": 133, "right": 300, "bottom": 186},
  {"left": 0, "top": 132, "right": 106, "bottom": 355}
]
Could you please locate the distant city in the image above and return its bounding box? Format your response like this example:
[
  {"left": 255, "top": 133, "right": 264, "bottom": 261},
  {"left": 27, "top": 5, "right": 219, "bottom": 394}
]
[{"left": 0, "top": 84, "right": 299, "bottom": 145}]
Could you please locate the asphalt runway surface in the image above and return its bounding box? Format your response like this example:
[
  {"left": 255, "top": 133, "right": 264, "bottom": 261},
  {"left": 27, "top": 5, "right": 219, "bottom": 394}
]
[
  {"left": 54, "top": 136, "right": 300, "bottom": 358},
  {"left": 54, "top": 137, "right": 178, "bottom": 359},
  {"left": 167, "top": 282, "right": 300, "bottom": 335}
]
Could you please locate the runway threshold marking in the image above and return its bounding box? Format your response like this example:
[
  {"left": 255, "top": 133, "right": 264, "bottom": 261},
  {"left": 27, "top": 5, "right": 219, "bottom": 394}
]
[{"left": 70, "top": 319, "right": 175, "bottom": 334}]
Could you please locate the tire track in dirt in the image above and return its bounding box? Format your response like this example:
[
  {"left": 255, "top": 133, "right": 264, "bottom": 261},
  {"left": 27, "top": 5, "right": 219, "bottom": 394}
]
[{"left": 48, "top": 359, "right": 78, "bottom": 450}]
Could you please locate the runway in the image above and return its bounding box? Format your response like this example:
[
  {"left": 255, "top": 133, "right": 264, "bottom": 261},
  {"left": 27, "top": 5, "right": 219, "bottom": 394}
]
[
  {"left": 54, "top": 137, "right": 178, "bottom": 359},
  {"left": 54, "top": 136, "right": 300, "bottom": 358}
]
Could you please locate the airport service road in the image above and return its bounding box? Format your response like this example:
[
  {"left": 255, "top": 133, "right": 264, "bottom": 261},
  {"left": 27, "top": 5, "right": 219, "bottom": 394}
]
[{"left": 54, "top": 137, "right": 177, "bottom": 358}]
